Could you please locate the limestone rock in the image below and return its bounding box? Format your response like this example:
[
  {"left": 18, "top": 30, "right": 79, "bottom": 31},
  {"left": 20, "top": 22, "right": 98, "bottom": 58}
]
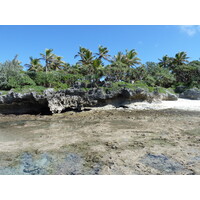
[
  {"left": 0, "top": 87, "right": 179, "bottom": 114},
  {"left": 161, "top": 92, "right": 178, "bottom": 101},
  {"left": 180, "top": 88, "right": 200, "bottom": 100},
  {"left": 43, "top": 88, "right": 55, "bottom": 97},
  {"left": 48, "top": 93, "right": 94, "bottom": 114}
]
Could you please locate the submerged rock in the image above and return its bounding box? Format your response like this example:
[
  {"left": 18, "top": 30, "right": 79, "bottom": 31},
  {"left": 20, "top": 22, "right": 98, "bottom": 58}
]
[{"left": 141, "top": 153, "right": 193, "bottom": 174}]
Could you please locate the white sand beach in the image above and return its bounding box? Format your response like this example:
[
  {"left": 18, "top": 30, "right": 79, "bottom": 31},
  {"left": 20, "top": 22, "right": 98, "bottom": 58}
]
[
  {"left": 128, "top": 99, "right": 200, "bottom": 111},
  {"left": 93, "top": 98, "right": 200, "bottom": 112}
]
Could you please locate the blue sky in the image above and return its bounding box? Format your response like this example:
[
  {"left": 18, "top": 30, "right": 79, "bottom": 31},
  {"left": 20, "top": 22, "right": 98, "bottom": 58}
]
[{"left": 0, "top": 25, "right": 200, "bottom": 69}]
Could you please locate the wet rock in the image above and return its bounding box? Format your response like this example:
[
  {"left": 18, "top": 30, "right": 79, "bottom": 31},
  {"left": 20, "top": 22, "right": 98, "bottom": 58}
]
[
  {"left": 21, "top": 153, "right": 41, "bottom": 175},
  {"left": 0, "top": 153, "right": 52, "bottom": 175},
  {"left": 20, "top": 153, "right": 52, "bottom": 175}
]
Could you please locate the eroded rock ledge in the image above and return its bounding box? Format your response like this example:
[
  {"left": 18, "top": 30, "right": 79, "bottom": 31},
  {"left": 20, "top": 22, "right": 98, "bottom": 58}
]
[{"left": 0, "top": 88, "right": 178, "bottom": 114}]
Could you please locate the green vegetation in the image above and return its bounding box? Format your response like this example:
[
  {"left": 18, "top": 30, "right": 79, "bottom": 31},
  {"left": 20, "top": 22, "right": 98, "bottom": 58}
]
[
  {"left": 0, "top": 47, "right": 199, "bottom": 94},
  {"left": 102, "top": 81, "right": 173, "bottom": 94}
]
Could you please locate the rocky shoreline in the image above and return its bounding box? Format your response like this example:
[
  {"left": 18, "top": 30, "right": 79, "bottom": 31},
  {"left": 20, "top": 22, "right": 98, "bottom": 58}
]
[
  {"left": 0, "top": 87, "right": 180, "bottom": 114},
  {"left": 0, "top": 87, "right": 200, "bottom": 115}
]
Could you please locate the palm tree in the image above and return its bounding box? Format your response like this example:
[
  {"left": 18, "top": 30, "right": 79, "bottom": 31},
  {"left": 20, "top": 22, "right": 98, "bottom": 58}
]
[
  {"left": 51, "top": 56, "right": 66, "bottom": 71},
  {"left": 95, "top": 45, "right": 111, "bottom": 62},
  {"left": 173, "top": 52, "right": 189, "bottom": 66},
  {"left": 109, "top": 52, "right": 127, "bottom": 81},
  {"left": 107, "top": 49, "right": 140, "bottom": 82},
  {"left": 74, "top": 47, "right": 87, "bottom": 58},
  {"left": 158, "top": 55, "right": 173, "bottom": 68},
  {"left": 91, "top": 59, "right": 104, "bottom": 83},
  {"left": 171, "top": 52, "right": 190, "bottom": 83},
  {"left": 111, "top": 49, "right": 140, "bottom": 68},
  {"left": 12, "top": 55, "right": 22, "bottom": 66},
  {"left": 25, "top": 57, "right": 43, "bottom": 72},
  {"left": 124, "top": 49, "right": 141, "bottom": 67},
  {"left": 75, "top": 47, "right": 94, "bottom": 65},
  {"left": 75, "top": 47, "right": 96, "bottom": 82},
  {"left": 113, "top": 52, "right": 126, "bottom": 63},
  {"left": 40, "top": 49, "right": 55, "bottom": 73}
]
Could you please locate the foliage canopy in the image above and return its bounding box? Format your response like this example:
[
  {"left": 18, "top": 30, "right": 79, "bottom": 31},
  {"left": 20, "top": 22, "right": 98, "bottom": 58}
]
[{"left": 0, "top": 47, "right": 199, "bottom": 93}]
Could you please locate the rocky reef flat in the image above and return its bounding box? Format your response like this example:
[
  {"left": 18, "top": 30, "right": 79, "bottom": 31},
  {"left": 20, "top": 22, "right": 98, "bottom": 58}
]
[{"left": 0, "top": 109, "right": 200, "bottom": 175}]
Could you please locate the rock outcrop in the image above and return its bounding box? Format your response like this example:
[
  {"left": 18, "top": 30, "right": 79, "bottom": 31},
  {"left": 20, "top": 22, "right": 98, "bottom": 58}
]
[
  {"left": 48, "top": 89, "right": 96, "bottom": 114},
  {"left": 0, "top": 87, "right": 178, "bottom": 114},
  {"left": 154, "top": 91, "right": 178, "bottom": 101},
  {"left": 179, "top": 88, "right": 200, "bottom": 100},
  {"left": 0, "top": 91, "right": 49, "bottom": 114}
]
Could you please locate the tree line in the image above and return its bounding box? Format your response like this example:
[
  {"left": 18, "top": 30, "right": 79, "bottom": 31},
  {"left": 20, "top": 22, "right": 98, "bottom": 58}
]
[{"left": 0, "top": 46, "right": 200, "bottom": 92}]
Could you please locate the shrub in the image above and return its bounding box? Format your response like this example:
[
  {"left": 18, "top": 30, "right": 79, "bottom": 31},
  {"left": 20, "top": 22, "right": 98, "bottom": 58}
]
[
  {"left": 0, "top": 56, "right": 35, "bottom": 90},
  {"left": 8, "top": 72, "right": 36, "bottom": 88},
  {"left": 27, "top": 71, "right": 84, "bottom": 88},
  {"left": 142, "top": 62, "right": 175, "bottom": 88},
  {"left": 53, "top": 83, "right": 69, "bottom": 91}
]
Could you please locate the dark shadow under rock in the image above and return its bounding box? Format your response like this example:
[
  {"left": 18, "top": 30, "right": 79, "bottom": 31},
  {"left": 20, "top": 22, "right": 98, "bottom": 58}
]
[{"left": 0, "top": 102, "right": 51, "bottom": 115}]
